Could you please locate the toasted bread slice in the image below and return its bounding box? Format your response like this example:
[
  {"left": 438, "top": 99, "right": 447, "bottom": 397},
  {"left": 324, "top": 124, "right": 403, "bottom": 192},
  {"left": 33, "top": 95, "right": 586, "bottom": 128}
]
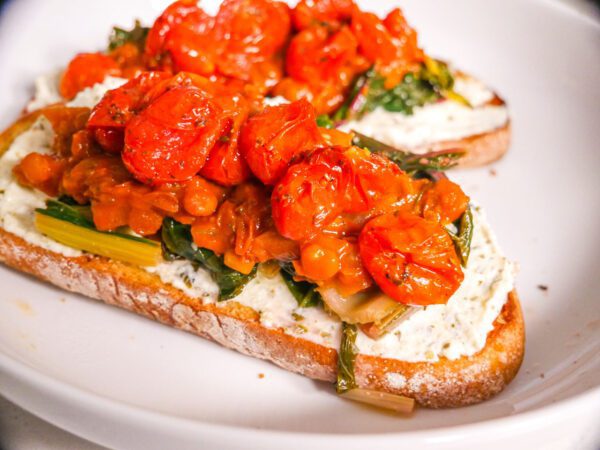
[
  {"left": 0, "top": 226, "right": 524, "bottom": 408},
  {"left": 413, "top": 95, "right": 511, "bottom": 169},
  {"left": 342, "top": 71, "right": 511, "bottom": 169}
]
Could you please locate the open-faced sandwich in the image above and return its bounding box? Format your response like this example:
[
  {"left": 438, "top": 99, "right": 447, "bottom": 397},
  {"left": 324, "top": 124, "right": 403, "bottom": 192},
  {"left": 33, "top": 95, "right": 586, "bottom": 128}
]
[
  {"left": 0, "top": 0, "right": 523, "bottom": 413},
  {"left": 28, "top": 0, "right": 510, "bottom": 169}
]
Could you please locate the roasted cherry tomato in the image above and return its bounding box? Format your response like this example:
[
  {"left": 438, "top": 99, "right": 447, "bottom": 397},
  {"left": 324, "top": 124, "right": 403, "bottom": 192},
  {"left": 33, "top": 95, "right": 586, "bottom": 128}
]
[
  {"left": 282, "top": 25, "right": 368, "bottom": 114},
  {"left": 419, "top": 178, "right": 469, "bottom": 225},
  {"left": 351, "top": 11, "right": 398, "bottom": 65},
  {"left": 122, "top": 85, "right": 227, "bottom": 184},
  {"left": 272, "top": 146, "right": 420, "bottom": 241},
  {"left": 239, "top": 99, "right": 324, "bottom": 185},
  {"left": 359, "top": 212, "right": 464, "bottom": 306},
  {"left": 286, "top": 25, "right": 358, "bottom": 83},
  {"left": 213, "top": 0, "right": 290, "bottom": 87},
  {"left": 342, "top": 146, "right": 417, "bottom": 214},
  {"left": 59, "top": 53, "right": 121, "bottom": 100},
  {"left": 214, "top": 0, "right": 290, "bottom": 59},
  {"left": 271, "top": 148, "right": 349, "bottom": 241},
  {"left": 87, "top": 71, "right": 171, "bottom": 152},
  {"left": 292, "top": 0, "right": 355, "bottom": 30},
  {"left": 383, "top": 8, "right": 424, "bottom": 63},
  {"left": 145, "top": 0, "right": 216, "bottom": 74},
  {"left": 351, "top": 8, "right": 423, "bottom": 86},
  {"left": 200, "top": 94, "right": 251, "bottom": 186},
  {"left": 272, "top": 77, "right": 349, "bottom": 115}
]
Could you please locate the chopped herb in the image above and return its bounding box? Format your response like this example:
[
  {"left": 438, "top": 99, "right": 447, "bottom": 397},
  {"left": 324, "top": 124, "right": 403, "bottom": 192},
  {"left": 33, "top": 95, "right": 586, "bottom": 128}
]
[
  {"left": 447, "top": 205, "right": 474, "bottom": 267},
  {"left": 161, "top": 218, "right": 256, "bottom": 300},
  {"left": 336, "top": 322, "right": 359, "bottom": 394},
  {"left": 108, "top": 20, "right": 149, "bottom": 51},
  {"left": 291, "top": 312, "right": 305, "bottom": 321}
]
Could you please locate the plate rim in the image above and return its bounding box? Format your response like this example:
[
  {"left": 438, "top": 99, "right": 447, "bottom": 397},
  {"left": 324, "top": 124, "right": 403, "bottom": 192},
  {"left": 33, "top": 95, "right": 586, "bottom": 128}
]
[
  {"left": 2, "top": 344, "right": 600, "bottom": 446},
  {"left": 0, "top": 0, "right": 599, "bottom": 446}
]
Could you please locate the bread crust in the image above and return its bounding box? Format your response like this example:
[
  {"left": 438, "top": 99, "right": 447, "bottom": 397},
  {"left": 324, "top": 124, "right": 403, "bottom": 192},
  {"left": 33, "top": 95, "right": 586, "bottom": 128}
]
[
  {"left": 413, "top": 94, "right": 511, "bottom": 169},
  {"left": 0, "top": 227, "right": 524, "bottom": 408}
]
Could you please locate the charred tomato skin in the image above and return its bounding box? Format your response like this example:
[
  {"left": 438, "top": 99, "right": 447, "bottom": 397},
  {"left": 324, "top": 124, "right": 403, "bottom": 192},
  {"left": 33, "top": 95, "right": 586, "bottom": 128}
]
[
  {"left": 359, "top": 212, "right": 464, "bottom": 306},
  {"left": 122, "top": 85, "right": 227, "bottom": 184}
]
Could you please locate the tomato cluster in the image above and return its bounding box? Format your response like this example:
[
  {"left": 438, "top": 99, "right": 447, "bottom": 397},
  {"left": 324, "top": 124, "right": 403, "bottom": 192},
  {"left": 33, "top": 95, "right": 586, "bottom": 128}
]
[
  {"left": 144, "top": 0, "right": 290, "bottom": 91},
  {"left": 274, "top": 0, "right": 424, "bottom": 113},
  {"left": 60, "top": 0, "right": 424, "bottom": 116},
  {"left": 270, "top": 146, "right": 467, "bottom": 301},
  {"left": 30, "top": 0, "right": 471, "bottom": 306},
  {"left": 15, "top": 93, "right": 468, "bottom": 304}
]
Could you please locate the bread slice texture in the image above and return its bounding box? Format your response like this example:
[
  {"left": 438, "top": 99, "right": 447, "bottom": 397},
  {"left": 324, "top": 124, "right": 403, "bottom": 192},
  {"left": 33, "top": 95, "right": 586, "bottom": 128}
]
[
  {"left": 413, "top": 94, "right": 511, "bottom": 169},
  {"left": 345, "top": 71, "right": 512, "bottom": 169},
  {"left": 0, "top": 226, "right": 524, "bottom": 408}
]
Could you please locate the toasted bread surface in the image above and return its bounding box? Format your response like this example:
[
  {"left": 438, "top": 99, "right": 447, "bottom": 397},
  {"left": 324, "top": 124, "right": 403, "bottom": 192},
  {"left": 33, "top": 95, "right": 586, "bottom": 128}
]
[
  {"left": 0, "top": 227, "right": 524, "bottom": 408},
  {"left": 411, "top": 92, "right": 511, "bottom": 169}
]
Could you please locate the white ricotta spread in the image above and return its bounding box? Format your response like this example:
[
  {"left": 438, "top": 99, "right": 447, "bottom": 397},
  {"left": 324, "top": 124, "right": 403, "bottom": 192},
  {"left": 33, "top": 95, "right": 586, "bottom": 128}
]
[
  {"left": 0, "top": 72, "right": 515, "bottom": 363},
  {"left": 26, "top": 71, "right": 63, "bottom": 112},
  {"left": 27, "top": 74, "right": 128, "bottom": 112},
  {"left": 67, "top": 76, "right": 128, "bottom": 108},
  {"left": 339, "top": 74, "right": 508, "bottom": 151},
  {"left": 0, "top": 118, "right": 81, "bottom": 256},
  {"left": 148, "top": 207, "right": 515, "bottom": 362}
]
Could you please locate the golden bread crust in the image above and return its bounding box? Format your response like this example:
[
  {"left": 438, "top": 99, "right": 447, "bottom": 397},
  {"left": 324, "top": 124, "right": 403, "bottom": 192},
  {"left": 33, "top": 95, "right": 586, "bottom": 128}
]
[{"left": 0, "top": 227, "right": 524, "bottom": 407}]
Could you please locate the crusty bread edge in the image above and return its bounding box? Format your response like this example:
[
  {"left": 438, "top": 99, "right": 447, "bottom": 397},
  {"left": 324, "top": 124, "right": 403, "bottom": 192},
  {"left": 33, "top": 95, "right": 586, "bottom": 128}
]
[
  {"left": 0, "top": 227, "right": 524, "bottom": 408},
  {"left": 411, "top": 87, "right": 511, "bottom": 169}
]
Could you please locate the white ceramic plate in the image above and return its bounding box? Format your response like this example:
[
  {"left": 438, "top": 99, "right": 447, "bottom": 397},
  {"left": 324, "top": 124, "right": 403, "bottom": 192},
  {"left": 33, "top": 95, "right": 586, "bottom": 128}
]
[{"left": 0, "top": 0, "right": 599, "bottom": 448}]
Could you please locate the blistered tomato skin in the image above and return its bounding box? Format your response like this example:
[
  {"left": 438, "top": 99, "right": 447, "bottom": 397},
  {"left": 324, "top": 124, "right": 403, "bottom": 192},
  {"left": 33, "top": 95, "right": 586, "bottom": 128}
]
[
  {"left": 87, "top": 71, "right": 172, "bottom": 152},
  {"left": 342, "top": 147, "right": 416, "bottom": 214},
  {"left": 280, "top": 24, "right": 369, "bottom": 114},
  {"left": 214, "top": 0, "right": 290, "bottom": 59},
  {"left": 200, "top": 94, "right": 251, "bottom": 186},
  {"left": 145, "top": 0, "right": 216, "bottom": 74},
  {"left": 271, "top": 148, "right": 349, "bottom": 241},
  {"left": 292, "top": 0, "right": 355, "bottom": 30},
  {"left": 239, "top": 99, "right": 324, "bottom": 185},
  {"left": 122, "top": 85, "right": 227, "bottom": 184},
  {"left": 383, "top": 8, "right": 424, "bottom": 63},
  {"left": 419, "top": 178, "right": 470, "bottom": 225},
  {"left": 59, "top": 53, "right": 121, "bottom": 100},
  {"left": 351, "top": 10, "right": 398, "bottom": 65},
  {"left": 359, "top": 213, "right": 464, "bottom": 306},
  {"left": 286, "top": 26, "right": 358, "bottom": 83},
  {"left": 88, "top": 72, "right": 171, "bottom": 128}
]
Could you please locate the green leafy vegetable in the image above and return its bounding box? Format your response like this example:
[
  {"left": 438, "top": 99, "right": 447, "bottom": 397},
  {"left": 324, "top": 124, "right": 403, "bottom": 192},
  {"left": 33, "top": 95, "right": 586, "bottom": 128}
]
[
  {"left": 332, "top": 69, "right": 373, "bottom": 122},
  {"left": 35, "top": 199, "right": 161, "bottom": 266},
  {"left": 336, "top": 322, "right": 359, "bottom": 393},
  {"left": 447, "top": 205, "right": 474, "bottom": 267},
  {"left": 37, "top": 200, "right": 150, "bottom": 244},
  {"left": 362, "top": 70, "right": 440, "bottom": 116},
  {"left": 352, "top": 131, "right": 463, "bottom": 175},
  {"left": 161, "top": 218, "right": 256, "bottom": 300},
  {"left": 108, "top": 20, "right": 149, "bottom": 51},
  {"left": 333, "top": 59, "right": 470, "bottom": 122},
  {"left": 279, "top": 266, "right": 322, "bottom": 308},
  {"left": 316, "top": 114, "right": 335, "bottom": 129}
]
